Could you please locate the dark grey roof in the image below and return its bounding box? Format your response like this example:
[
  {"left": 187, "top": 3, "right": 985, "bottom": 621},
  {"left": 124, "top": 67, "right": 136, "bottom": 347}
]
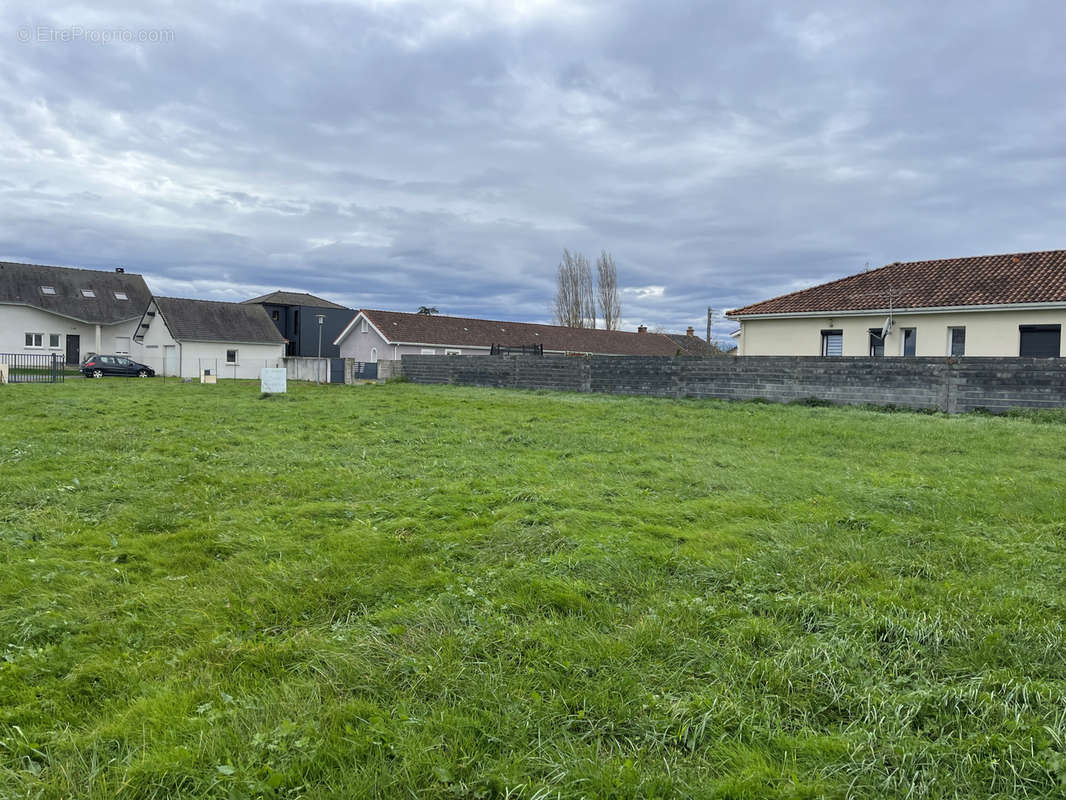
[
  {"left": 242, "top": 290, "right": 348, "bottom": 309},
  {"left": 153, "top": 296, "right": 287, "bottom": 344},
  {"left": 0, "top": 261, "right": 152, "bottom": 324},
  {"left": 665, "top": 332, "right": 728, "bottom": 356}
]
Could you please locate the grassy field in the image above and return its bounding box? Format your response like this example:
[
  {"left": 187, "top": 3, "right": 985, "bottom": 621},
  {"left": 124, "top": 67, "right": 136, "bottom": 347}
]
[{"left": 1, "top": 380, "right": 1065, "bottom": 799}]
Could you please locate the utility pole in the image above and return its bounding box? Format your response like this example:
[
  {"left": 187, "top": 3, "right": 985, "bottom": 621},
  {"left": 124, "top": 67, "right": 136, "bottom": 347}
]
[
  {"left": 315, "top": 314, "right": 325, "bottom": 383},
  {"left": 706, "top": 307, "right": 712, "bottom": 345}
]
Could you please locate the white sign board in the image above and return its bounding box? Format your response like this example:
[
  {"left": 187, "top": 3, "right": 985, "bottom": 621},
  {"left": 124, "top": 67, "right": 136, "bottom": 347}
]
[{"left": 260, "top": 367, "right": 287, "bottom": 393}]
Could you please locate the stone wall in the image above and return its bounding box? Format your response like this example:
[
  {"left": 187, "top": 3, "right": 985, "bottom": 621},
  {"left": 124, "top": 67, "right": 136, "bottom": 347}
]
[{"left": 398, "top": 355, "right": 1066, "bottom": 413}]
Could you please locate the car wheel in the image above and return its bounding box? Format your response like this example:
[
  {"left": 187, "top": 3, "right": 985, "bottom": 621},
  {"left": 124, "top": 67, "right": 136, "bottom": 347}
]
[
  {"left": 138, "top": 370, "right": 149, "bottom": 378},
  {"left": 92, "top": 369, "right": 104, "bottom": 378}
]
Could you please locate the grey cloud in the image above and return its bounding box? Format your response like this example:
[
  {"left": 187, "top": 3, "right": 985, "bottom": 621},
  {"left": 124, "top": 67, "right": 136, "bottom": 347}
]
[{"left": 1, "top": 0, "right": 1065, "bottom": 346}]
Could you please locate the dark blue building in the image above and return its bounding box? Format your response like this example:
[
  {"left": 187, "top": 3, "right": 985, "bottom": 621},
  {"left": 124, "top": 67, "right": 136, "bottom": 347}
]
[{"left": 242, "top": 291, "right": 353, "bottom": 358}]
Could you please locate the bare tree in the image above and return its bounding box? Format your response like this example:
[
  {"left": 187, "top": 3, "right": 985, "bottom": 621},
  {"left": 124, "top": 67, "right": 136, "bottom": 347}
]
[
  {"left": 596, "top": 250, "right": 621, "bottom": 330},
  {"left": 552, "top": 249, "right": 596, "bottom": 327}
]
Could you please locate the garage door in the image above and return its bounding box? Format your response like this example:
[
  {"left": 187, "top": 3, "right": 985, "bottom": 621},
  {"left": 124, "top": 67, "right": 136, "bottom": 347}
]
[{"left": 1019, "top": 325, "right": 1061, "bottom": 358}]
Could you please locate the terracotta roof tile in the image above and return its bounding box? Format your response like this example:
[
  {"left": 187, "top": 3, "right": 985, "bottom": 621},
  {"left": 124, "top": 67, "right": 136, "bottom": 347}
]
[
  {"left": 727, "top": 250, "right": 1066, "bottom": 316},
  {"left": 357, "top": 310, "right": 680, "bottom": 356}
]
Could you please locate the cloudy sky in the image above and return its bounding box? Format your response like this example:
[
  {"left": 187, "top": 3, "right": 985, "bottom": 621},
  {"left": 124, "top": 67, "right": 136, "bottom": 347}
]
[{"left": 1, "top": 1, "right": 1064, "bottom": 342}]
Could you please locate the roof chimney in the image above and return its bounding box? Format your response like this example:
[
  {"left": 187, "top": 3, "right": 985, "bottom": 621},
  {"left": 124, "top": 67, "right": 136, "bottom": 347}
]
[
  {"left": 115, "top": 267, "right": 125, "bottom": 273},
  {"left": 637, "top": 325, "right": 647, "bottom": 334},
  {"left": 686, "top": 326, "right": 695, "bottom": 337}
]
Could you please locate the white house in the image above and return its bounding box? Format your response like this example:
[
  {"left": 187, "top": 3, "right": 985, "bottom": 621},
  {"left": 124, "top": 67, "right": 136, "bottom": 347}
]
[
  {"left": 333, "top": 309, "right": 682, "bottom": 360},
  {"left": 727, "top": 250, "right": 1066, "bottom": 358},
  {"left": 0, "top": 261, "right": 153, "bottom": 363},
  {"left": 134, "top": 296, "right": 286, "bottom": 378}
]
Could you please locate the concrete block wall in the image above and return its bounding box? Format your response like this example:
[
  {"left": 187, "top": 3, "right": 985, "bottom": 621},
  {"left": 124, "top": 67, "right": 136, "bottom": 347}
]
[
  {"left": 399, "top": 354, "right": 1066, "bottom": 413},
  {"left": 282, "top": 357, "right": 331, "bottom": 382},
  {"left": 376, "top": 360, "right": 403, "bottom": 381}
]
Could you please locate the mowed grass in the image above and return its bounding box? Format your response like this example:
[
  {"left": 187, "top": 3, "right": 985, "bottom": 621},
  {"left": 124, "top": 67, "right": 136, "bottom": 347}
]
[{"left": 2, "top": 379, "right": 1066, "bottom": 799}]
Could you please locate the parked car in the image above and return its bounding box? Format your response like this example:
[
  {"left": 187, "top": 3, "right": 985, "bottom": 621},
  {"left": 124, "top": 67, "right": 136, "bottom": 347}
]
[{"left": 81, "top": 355, "right": 156, "bottom": 378}]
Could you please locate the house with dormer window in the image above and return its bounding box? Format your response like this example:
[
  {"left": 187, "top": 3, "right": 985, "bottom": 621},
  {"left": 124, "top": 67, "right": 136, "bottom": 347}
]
[{"left": 0, "top": 261, "right": 152, "bottom": 363}]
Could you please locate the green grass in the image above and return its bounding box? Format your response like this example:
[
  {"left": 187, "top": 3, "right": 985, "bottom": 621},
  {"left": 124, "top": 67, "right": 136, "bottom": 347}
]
[{"left": 1, "top": 380, "right": 1065, "bottom": 799}]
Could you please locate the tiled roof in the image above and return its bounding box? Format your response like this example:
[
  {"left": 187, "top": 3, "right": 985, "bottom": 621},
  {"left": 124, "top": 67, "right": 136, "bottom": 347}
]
[
  {"left": 243, "top": 290, "right": 348, "bottom": 309},
  {"left": 153, "top": 297, "right": 287, "bottom": 344},
  {"left": 0, "top": 261, "right": 151, "bottom": 324},
  {"left": 665, "top": 332, "right": 726, "bottom": 356},
  {"left": 727, "top": 250, "right": 1066, "bottom": 316},
  {"left": 350, "top": 310, "right": 680, "bottom": 356}
]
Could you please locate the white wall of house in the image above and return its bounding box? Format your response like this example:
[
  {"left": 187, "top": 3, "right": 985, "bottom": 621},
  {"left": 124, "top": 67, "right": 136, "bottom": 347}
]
[
  {"left": 174, "top": 341, "right": 285, "bottom": 379},
  {"left": 336, "top": 318, "right": 485, "bottom": 361},
  {"left": 0, "top": 303, "right": 141, "bottom": 361},
  {"left": 136, "top": 302, "right": 284, "bottom": 378},
  {"left": 735, "top": 308, "right": 1066, "bottom": 357}
]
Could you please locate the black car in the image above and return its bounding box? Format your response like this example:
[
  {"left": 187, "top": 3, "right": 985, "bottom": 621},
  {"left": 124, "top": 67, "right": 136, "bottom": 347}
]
[{"left": 81, "top": 355, "right": 156, "bottom": 378}]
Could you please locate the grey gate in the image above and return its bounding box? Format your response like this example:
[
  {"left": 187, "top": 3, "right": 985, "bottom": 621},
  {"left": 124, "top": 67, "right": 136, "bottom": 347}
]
[
  {"left": 352, "top": 361, "right": 378, "bottom": 380},
  {"left": 330, "top": 358, "right": 346, "bottom": 383}
]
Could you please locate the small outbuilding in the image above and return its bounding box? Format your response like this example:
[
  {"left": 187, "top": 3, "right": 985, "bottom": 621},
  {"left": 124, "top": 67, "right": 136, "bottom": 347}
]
[{"left": 133, "top": 296, "right": 286, "bottom": 378}]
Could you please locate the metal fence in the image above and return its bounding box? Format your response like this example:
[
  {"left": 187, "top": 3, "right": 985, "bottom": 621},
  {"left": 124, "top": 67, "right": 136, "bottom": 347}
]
[
  {"left": 0, "top": 350, "right": 345, "bottom": 384},
  {"left": 491, "top": 343, "right": 544, "bottom": 356},
  {"left": 0, "top": 353, "right": 66, "bottom": 383}
]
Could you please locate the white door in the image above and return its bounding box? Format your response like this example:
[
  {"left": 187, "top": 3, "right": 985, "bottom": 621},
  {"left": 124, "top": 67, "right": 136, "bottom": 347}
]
[{"left": 164, "top": 345, "right": 177, "bottom": 376}]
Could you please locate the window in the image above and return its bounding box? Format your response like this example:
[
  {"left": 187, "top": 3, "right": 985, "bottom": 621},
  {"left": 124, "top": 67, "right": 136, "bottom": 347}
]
[
  {"left": 271, "top": 310, "right": 279, "bottom": 320},
  {"left": 113, "top": 291, "right": 128, "bottom": 300},
  {"left": 49, "top": 334, "right": 61, "bottom": 348},
  {"left": 81, "top": 289, "right": 96, "bottom": 298},
  {"left": 40, "top": 286, "right": 56, "bottom": 295},
  {"left": 361, "top": 320, "right": 369, "bottom": 333},
  {"left": 901, "top": 328, "right": 916, "bottom": 357},
  {"left": 420, "top": 348, "right": 436, "bottom": 355},
  {"left": 444, "top": 349, "right": 461, "bottom": 355},
  {"left": 371, "top": 347, "right": 378, "bottom": 361},
  {"left": 114, "top": 337, "right": 131, "bottom": 355},
  {"left": 820, "top": 330, "right": 842, "bottom": 356},
  {"left": 868, "top": 329, "right": 885, "bottom": 357},
  {"left": 226, "top": 349, "right": 238, "bottom": 364},
  {"left": 948, "top": 327, "right": 966, "bottom": 356},
  {"left": 1019, "top": 325, "right": 1061, "bottom": 358},
  {"left": 25, "top": 333, "right": 43, "bottom": 347}
]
